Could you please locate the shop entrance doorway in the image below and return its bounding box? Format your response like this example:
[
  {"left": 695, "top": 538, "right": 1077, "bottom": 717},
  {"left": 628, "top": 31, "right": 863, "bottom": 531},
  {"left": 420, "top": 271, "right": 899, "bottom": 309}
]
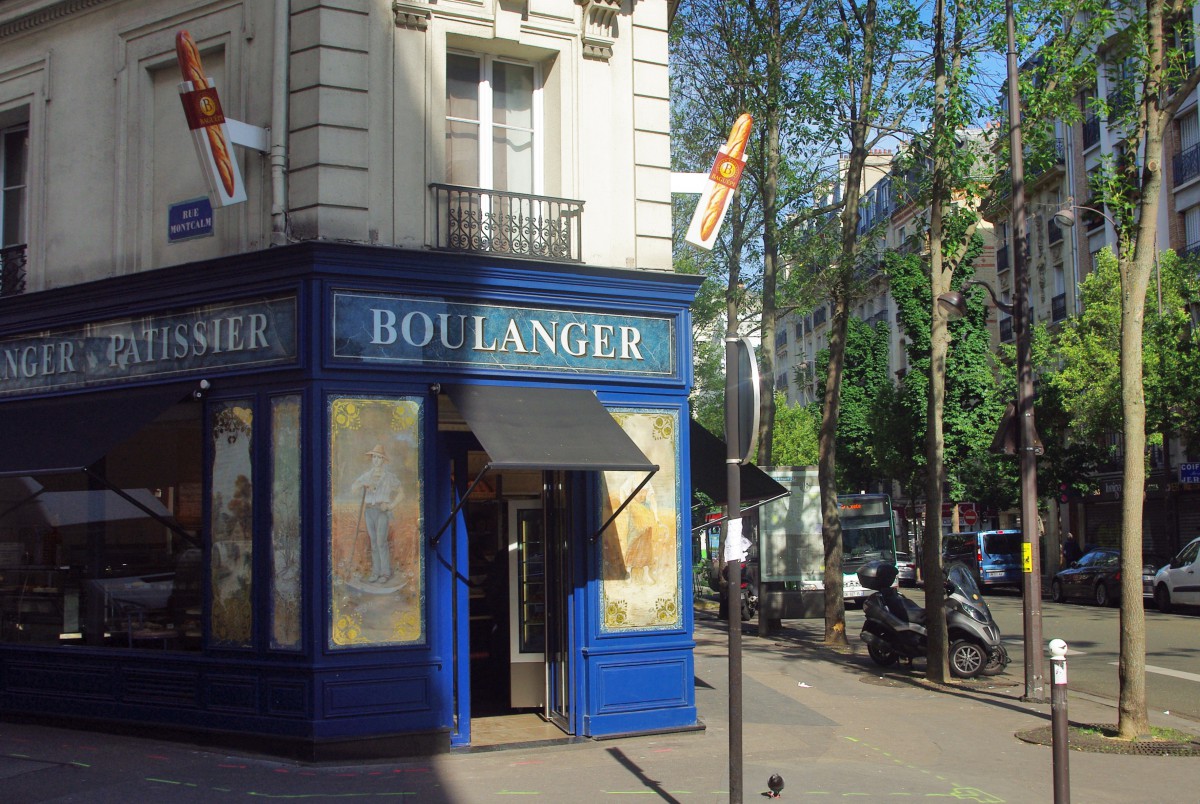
[{"left": 462, "top": 457, "right": 572, "bottom": 743}]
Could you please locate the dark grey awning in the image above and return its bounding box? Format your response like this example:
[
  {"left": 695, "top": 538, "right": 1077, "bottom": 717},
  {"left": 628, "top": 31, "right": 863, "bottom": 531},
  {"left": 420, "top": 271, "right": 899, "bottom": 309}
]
[
  {"left": 689, "top": 419, "right": 788, "bottom": 505},
  {"left": 0, "top": 384, "right": 193, "bottom": 477},
  {"left": 444, "top": 384, "right": 656, "bottom": 472}
]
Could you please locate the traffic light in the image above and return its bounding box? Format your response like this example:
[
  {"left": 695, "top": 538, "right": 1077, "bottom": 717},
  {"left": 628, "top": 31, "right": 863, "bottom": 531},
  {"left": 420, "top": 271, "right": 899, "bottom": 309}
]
[{"left": 1059, "top": 482, "right": 1069, "bottom": 503}]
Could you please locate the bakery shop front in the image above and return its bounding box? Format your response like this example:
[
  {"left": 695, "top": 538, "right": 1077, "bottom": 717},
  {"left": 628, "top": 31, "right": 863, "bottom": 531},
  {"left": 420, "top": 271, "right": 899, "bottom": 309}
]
[{"left": 0, "top": 242, "right": 703, "bottom": 758}]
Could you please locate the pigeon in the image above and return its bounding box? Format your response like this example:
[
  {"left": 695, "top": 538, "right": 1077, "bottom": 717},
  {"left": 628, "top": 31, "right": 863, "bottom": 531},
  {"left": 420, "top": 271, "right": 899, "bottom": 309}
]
[{"left": 767, "top": 773, "right": 784, "bottom": 798}]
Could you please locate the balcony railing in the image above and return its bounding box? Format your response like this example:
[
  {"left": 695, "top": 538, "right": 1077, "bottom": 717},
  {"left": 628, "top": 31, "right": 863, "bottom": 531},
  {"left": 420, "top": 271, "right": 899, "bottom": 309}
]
[
  {"left": 1173, "top": 143, "right": 1200, "bottom": 185},
  {"left": 430, "top": 184, "right": 584, "bottom": 263},
  {"left": 1, "top": 244, "right": 27, "bottom": 297},
  {"left": 1048, "top": 219, "right": 1063, "bottom": 245},
  {"left": 1082, "top": 115, "right": 1101, "bottom": 149},
  {"left": 1182, "top": 240, "right": 1200, "bottom": 260},
  {"left": 1051, "top": 293, "right": 1067, "bottom": 322}
]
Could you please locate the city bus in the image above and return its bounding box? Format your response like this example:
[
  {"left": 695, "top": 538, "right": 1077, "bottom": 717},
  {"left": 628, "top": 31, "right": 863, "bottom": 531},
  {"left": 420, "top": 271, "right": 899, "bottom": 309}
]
[{"left": 837, "top": 493, "right": 900, "bottom": 605}]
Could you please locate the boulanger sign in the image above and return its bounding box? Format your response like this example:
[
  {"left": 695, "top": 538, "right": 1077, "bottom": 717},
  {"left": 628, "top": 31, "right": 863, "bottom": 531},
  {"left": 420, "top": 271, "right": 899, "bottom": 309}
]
[
  {"left": 332, "top": 291, "right": 675, "bottom": 376},
  {"left": 0, "top": 296, "right": 298, "bottom": 395}
]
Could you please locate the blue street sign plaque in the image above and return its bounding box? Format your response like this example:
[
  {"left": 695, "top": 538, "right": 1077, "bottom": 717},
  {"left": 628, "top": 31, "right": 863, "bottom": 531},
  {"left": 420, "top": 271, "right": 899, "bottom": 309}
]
[{"left": 168, "top": 197, "right": 214, "bottom": 242}]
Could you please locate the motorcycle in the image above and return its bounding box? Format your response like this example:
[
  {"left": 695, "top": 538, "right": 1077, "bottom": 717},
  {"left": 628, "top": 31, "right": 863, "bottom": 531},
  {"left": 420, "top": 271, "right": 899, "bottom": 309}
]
[
  {"left": 715, "top": 559, "right": 759, "bottom": 621},
  {"left": 857, "top": 560, "right": 1009, "bottom": 679}
]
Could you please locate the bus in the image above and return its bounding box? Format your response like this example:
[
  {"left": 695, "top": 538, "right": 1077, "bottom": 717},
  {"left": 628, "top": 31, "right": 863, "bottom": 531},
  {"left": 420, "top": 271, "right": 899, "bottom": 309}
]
[
  {"left": 837, "top": 493, "right": 900, "bottom": 605},
  {"left": 753, "top": 467, "right": 900, "bottom": 620}
]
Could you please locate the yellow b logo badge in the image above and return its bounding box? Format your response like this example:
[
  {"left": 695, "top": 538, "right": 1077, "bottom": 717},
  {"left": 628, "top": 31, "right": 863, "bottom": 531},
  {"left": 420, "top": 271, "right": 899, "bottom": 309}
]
[{"left": 199, "top": 96, "right": 217, "bottom": 116}]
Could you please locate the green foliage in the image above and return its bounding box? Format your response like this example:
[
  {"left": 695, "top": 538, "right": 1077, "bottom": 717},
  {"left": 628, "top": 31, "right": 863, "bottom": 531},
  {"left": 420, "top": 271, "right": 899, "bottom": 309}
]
[
  {"left": 1037, "top": 248, "right": 1200, "bottom": 458},
  {"left": 770, "top": 391, "right": 820, "bottom": 466},
  {"left": 811, "top": 316, "right": 894, "bottom": 490},
  {"left": 885, "top": 241, "right": 1015, "bottom": 508}
]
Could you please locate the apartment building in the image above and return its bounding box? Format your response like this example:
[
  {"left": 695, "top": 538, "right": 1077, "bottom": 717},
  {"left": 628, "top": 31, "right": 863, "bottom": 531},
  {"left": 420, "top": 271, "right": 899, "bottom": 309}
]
[
  {"left": 985, "top": 11, "right": 1200, "bottom": 559},
  {"left": 0, "top": 0, "right": 704, "bottom": 756}
]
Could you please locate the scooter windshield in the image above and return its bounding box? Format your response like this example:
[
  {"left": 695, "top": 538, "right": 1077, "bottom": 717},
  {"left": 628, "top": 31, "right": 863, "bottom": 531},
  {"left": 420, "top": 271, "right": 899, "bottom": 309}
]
[{"left": 946, "top": 562, "right": 994, "bottom": 617}]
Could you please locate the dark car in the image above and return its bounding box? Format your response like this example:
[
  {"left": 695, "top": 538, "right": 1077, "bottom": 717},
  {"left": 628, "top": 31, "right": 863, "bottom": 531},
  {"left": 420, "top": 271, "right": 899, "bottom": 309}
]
[{"left": 1051, "top": 548, "right": 1122, "bottom": 607}]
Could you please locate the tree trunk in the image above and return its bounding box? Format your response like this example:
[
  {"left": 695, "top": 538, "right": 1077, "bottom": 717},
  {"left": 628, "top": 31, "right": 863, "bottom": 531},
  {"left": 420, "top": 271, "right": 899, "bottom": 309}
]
[
  {"left": 756, "top": 0, "right": 784, "bottom": 467},
  {"left": 922, "top": 0, "right": 951, "bottom": 684}
]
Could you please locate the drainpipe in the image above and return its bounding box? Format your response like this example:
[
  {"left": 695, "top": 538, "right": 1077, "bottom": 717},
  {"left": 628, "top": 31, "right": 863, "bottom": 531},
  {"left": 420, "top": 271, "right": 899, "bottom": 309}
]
[{"left": 271, "top": 0, "right": 290, "bottom": 245}]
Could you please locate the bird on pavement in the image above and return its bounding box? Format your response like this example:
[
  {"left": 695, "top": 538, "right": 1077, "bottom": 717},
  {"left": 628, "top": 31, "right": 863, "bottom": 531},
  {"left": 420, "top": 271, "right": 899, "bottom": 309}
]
[{"left": 767, "top": 773, "right": 784, "bottom": 798}]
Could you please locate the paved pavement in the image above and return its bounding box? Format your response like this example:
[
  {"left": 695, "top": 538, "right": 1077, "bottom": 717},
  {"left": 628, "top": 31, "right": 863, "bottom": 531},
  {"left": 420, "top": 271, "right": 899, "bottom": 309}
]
[{"left": 1, "top": 606, "right": 1197, "bottom": 802}]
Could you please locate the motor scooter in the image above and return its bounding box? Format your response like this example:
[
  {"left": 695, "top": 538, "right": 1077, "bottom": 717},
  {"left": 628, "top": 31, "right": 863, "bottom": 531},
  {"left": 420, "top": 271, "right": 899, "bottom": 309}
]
[
  {"left": 857, "top": 560, "right": 1009, "bottom": 679},
  {"left": 715, "top": 559, "right": 758, "bottom": 621}
]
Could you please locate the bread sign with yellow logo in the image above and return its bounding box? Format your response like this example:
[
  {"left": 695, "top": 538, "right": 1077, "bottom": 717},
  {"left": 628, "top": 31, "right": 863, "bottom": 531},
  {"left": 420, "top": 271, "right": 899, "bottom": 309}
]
[
  {"left": 685, "top": 114, "right": 753, "bottom": 250},
  {"left": 176, "top": 31, "right": 247, "bottom": 207}
]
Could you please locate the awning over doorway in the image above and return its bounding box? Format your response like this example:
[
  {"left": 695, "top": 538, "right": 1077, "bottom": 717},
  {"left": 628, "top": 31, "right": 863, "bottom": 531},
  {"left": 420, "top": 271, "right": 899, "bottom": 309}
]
[
  {"left": 689, "top": 419, "right": 788, "bottom": 506},
  {"left": 0, "top": 384, "right": 193, "bottom": 477},
  {"left": 433, "top": 384, "right": 658, "bottom": 545},
  {"left": 444, "top": 383, "right": 656, "bottom": 472}
]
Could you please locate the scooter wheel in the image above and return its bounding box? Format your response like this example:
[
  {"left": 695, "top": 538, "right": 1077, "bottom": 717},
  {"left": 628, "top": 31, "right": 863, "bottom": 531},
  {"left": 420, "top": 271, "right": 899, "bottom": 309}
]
[
  {"left": 980, "top": 643, "right": 1009, "bottom": 676},
  {"left": 950, "top": 640, "right": 987, "bottom": 678},
  {"left": 867, "top": 642, "right": 899, "bottom": 667}
]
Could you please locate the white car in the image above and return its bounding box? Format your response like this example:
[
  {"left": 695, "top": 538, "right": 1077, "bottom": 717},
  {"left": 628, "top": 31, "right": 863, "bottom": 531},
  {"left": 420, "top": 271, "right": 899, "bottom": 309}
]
[
  {"left": 1152, "top": 536, "right": 1200, "bottom": 613},
  {"left": 894, "top": 552, "right": 917, "bottom": 587}
]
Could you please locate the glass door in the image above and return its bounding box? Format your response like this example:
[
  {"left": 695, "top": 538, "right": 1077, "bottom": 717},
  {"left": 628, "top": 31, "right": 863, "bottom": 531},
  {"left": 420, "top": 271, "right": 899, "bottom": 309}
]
[
  {"left": 508, "top": 500, "right": 545, "bottom": 708},
  {"left": 544, "top": 471, "right": 572, "bottom": 730}
]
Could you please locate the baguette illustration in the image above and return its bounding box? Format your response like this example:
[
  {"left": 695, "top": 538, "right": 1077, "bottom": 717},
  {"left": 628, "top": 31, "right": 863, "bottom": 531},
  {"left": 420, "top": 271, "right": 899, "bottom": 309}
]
[
  {"left": 698, "top": 114, "right": 753, "bottom": 241},
  {"left": 176, "top": 31, "right": 236, "bottom": 197}
]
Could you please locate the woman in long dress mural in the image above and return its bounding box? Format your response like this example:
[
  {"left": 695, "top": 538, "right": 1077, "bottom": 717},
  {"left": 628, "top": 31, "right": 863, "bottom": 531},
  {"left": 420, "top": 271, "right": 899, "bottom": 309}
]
[
  {"left": 600, "top": 410, "right": 680, "bottom": 630},
  {"left": 329, "top": 397, "right": 423, "bottom": 647}
]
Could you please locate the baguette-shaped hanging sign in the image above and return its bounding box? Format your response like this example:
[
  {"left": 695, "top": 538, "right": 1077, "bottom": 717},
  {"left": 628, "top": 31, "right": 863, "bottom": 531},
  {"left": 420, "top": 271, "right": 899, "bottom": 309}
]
[
  {"left": 686, "top": 114, "right": 753, "bottom": 250},
  {"left": 176, "top": 31, "right": 247, "bottom": 207}
]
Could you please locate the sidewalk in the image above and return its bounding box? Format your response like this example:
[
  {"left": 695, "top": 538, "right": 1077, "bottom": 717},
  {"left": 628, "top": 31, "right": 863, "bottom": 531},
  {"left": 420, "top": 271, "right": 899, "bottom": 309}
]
[{"left": 1, "top": 607, "right": 1196, "bottom": 802}]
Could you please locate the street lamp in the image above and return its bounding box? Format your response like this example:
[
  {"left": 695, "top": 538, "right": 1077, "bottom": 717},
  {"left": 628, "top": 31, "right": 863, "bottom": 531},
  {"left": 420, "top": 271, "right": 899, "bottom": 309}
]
[{"left": 936, "top": 0, "right": 1047, "bottom": 703}]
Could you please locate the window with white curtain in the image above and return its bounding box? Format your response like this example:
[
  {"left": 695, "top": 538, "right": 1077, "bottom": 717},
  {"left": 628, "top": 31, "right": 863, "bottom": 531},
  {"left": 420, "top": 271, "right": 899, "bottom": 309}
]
[{"left": 446, "top": 53, "right": 539, "bottom": 194}]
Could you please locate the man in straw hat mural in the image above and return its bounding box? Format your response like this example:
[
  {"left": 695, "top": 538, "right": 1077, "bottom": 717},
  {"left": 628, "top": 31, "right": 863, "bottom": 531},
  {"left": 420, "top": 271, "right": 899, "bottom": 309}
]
[{"left": 351, "top": 444, "right": 404, "bottom": 583}]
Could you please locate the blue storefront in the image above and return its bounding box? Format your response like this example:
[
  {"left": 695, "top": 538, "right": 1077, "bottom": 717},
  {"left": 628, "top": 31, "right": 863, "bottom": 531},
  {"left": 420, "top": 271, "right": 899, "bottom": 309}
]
[{"left": 0, "top": 243, "right": 703, "bottom": 758}]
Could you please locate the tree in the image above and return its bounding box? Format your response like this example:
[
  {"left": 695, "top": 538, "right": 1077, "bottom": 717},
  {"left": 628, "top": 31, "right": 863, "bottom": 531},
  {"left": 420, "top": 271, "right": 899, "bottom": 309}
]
[
  {"left": 1021, "top": 0, "right": 1200, "bottom": 737},
  {"left": 804, "top": 0, "right": 927, "bottom": 648}
]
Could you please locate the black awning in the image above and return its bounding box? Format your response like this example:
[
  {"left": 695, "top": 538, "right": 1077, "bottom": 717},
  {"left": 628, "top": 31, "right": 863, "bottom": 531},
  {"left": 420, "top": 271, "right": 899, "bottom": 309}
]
[
  {"left": 0, "top": 384, "right": 193, "bottom": 477},
  {"left": 444, "top": 384, "right": 656, "bottom": 472},
  {"left": 689, "top": 419, "right": 788, "bottom": 505}
]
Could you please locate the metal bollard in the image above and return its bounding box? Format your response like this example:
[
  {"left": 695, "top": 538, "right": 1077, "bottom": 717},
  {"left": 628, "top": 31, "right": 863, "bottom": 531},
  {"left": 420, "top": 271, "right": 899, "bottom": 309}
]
[{"left": 1049, "top": 638, "right": 1070, "bottom": 804}]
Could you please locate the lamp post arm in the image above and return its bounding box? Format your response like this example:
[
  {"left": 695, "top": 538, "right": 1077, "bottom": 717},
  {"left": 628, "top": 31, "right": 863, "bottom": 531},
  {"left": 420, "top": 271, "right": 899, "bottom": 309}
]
[{"left": 961, "top": 278, "right": 1014, "bottom": 315}]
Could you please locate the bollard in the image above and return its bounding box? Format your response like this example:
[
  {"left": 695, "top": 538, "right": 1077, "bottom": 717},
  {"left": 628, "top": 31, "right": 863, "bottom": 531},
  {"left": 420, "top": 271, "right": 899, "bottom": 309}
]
[{"left": 1049, "top": 638, "right": 1070, "bottom": 804}]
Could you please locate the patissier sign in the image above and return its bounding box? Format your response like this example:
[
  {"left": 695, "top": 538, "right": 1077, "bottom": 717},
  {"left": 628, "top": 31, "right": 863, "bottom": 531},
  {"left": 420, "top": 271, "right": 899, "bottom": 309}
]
[{"left": 0, "top": 297, "right": 297, "bottom": 395}]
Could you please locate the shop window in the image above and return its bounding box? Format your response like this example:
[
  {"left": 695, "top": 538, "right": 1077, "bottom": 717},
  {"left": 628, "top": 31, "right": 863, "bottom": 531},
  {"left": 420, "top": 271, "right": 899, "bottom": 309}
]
[
  {"left": 0, "top": 401, "right": 202, "bottom": 650},
  {"left": 269, "top": 395, "right": 302, "bottom": 651},
  {"left": 210, "top": 400, "right": 254, "bottom": 648}
]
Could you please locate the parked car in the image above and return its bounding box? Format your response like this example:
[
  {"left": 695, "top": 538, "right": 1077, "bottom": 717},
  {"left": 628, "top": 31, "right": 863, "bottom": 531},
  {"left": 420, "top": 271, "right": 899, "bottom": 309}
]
[
  {"left": 943, "top": 530, "right": 1023, "bottom": 590},
  {"left": 894, "top": 552, "right": 917, "bottom": 587},
  {"left": 1152, "top": 536, "right": 1200, "bottom": 613},
  {"left": 1051, "top": 548, "right": 1122, "bottom": 606}
]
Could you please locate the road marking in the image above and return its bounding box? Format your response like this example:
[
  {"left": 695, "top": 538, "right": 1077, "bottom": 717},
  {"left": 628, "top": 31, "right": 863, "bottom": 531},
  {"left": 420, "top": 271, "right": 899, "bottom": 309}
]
[{"left": 1108, "top": 662, "right": 1200, "bottom": 683}]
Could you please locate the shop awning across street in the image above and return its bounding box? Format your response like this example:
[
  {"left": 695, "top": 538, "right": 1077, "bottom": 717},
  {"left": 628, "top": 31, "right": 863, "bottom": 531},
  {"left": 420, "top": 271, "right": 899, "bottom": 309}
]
[{"left": 688, "top": 419, "right": 788, "bottom": 530}]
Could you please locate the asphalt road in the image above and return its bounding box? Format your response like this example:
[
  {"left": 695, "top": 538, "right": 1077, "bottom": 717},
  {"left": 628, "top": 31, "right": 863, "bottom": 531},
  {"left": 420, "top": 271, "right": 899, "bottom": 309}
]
[{"left": 846, "top": 588, "right": 1200, "bottom": 723}]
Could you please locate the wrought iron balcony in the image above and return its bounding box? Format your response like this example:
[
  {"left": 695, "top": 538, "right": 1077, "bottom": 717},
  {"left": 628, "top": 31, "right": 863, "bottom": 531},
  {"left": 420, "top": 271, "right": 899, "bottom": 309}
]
[
  {"left": 1048, "top": 219, "right": 1063, "bottom": 245},
  {"left": 1, "top": 243, "right": 27, "bottom": 297},
  {"left": 1173, "top": 143, "right": 1200, "bottom": 186},
  {"left": 999, "top": 316, "right": 1014, "bottom": 343},
  {"left": 430, "top": 184, "right": 584, "bottom": 263},
  {"left": 1051, "top": 293, "right": 1067, "bottom": 322},
  {"left": 1082, "top": 115, "right": 1101, "bottom": 150}
]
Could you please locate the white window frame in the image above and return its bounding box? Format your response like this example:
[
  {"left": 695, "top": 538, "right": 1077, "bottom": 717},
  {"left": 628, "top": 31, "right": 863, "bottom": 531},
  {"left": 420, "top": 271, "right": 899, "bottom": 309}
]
[{"left": 445, "top": 51, "right": 543, "bottom": 195}]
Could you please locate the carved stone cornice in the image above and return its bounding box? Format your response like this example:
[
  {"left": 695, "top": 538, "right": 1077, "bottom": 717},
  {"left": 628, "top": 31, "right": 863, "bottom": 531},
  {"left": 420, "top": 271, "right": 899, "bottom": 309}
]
[
  {"left": 392, "top": 0, "right": 431, "bottom": 31},
  {"left": 575, "top": 0, "right": 621, "bottom": 62},
  {"left": 0, "top": 0, "right": 113, "bottom": 41}
]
